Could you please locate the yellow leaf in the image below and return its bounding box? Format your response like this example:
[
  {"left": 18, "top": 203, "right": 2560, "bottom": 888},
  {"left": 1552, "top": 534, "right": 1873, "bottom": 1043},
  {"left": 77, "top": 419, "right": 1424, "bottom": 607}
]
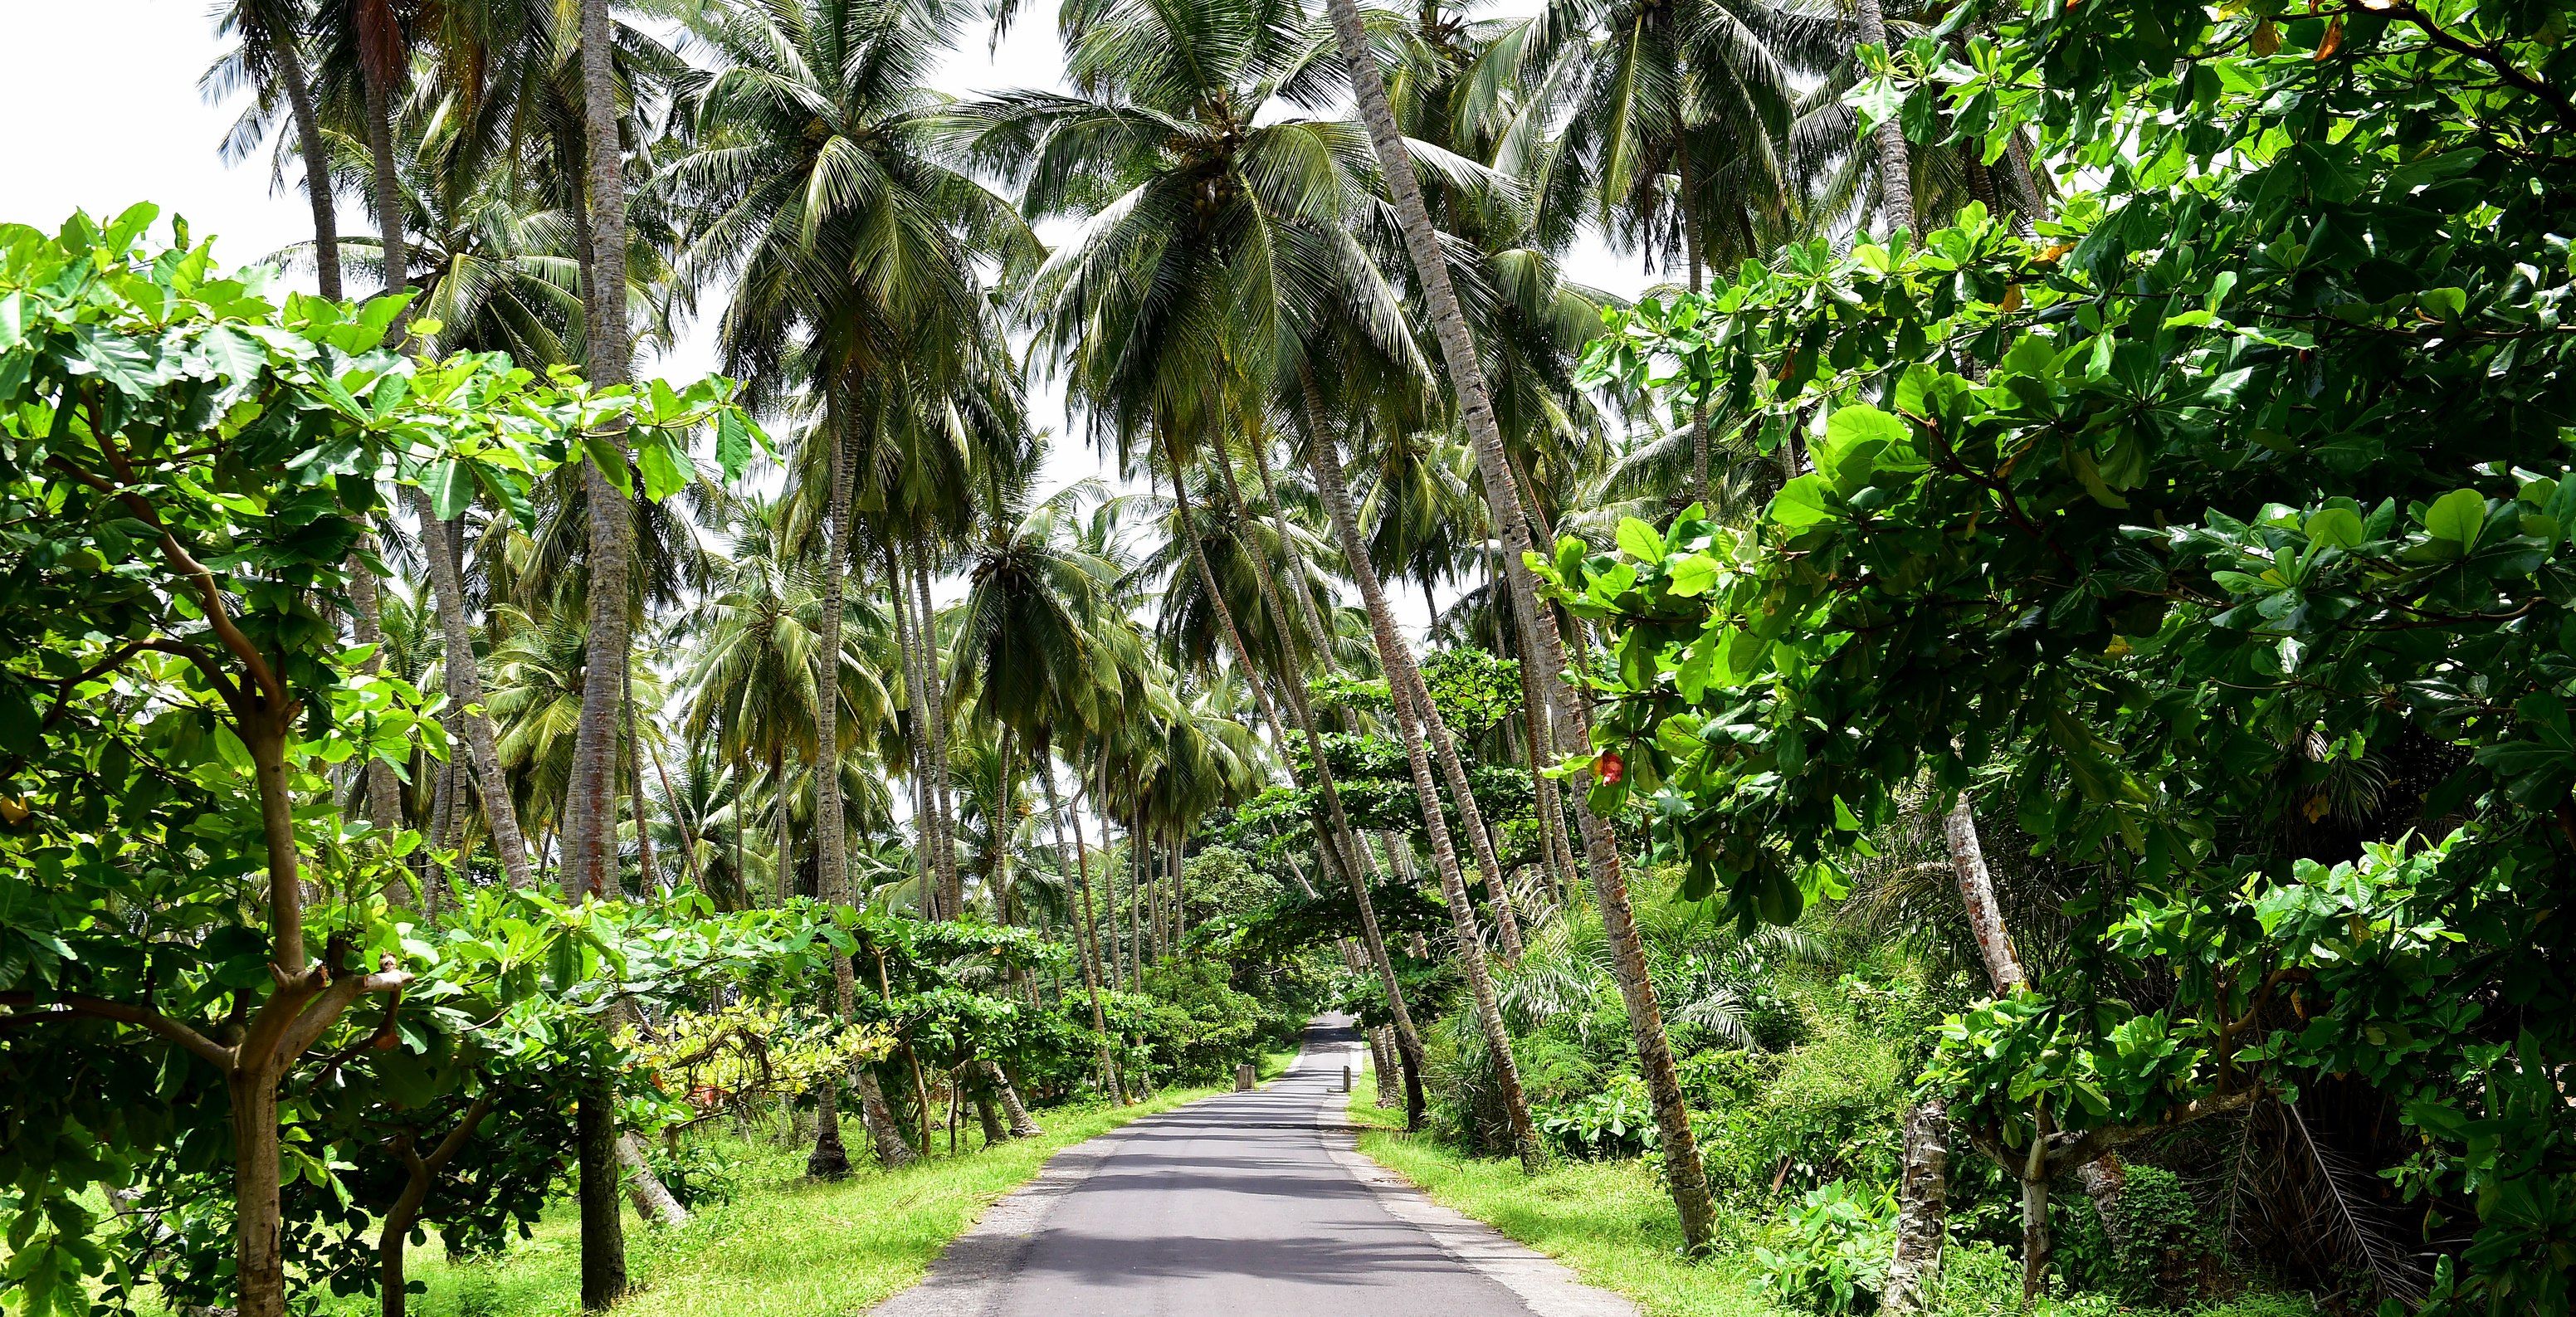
[{"left": 2252, "top": 18, "right": 2280, "bottom": 53}]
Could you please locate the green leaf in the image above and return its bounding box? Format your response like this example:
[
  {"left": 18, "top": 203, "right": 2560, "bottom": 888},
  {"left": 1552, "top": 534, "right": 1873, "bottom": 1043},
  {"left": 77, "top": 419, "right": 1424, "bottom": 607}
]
[
  {"left": 426, "top": 461, "right": 475, "bottom": 519},
  {"left": 2423, "top": 488, "right": 2486, "bottom": 546},
  {"left": 583, "top": 432, "right": 637, "bottom": 497},
  {"left": 715, "top": 410, "right": 756, "bottom": 481},
  {"left": 1666, "top": 554, "right": 1720, "bottom": 598},
  {"left": 1616, "top": 517, "right": 1665, "bottom": 563},
  {"left": 2304, "top": 506, "right": 2365, "bottom": 549},
  {"left": 636, "top": 432, "right": 690, "bottom": 501},
  {"left": 1770, "top": 474, "right": 1838, "bottom": 527}
]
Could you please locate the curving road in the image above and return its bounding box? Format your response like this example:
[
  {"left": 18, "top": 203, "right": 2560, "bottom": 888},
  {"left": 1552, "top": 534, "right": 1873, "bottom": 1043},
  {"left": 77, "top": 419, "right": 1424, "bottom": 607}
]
[{"left": 871, "top": 1016, "right": 1634, "bottom": 1317}]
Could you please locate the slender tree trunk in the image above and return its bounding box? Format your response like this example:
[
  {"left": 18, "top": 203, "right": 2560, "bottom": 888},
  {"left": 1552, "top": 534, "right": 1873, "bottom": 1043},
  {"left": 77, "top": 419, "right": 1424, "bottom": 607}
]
[
  {"left": 271, "top": 32, "right": 341, "bottom": 302},
  {"left": 886, "top": 548, "right": 937, "bottom": 919},
  {"left": 856, "top": 1066, "right": 915, "bottom": 1168},
  {"left": 1853, "top": 0, "right": 1917, "bottom": 238},
  {"left": 624, "top": 651, "right": 656, "bottom": 893},
  {"left": 772, "top": 750, "right": 791, "bottom": 904},
  {"left": 808, "top": 417, "right": 855, "bottom": 1178},
  {"left": 1499, "top": 448, "right": 1585, "bottom": 905},
  {"left": 407, "top": 492, "right": 536, "bottom": 888},
  {"left": 1166, "top": 435, "right": 1293, "bottom": 751},
  {"left": 1321, "top": 0, "right": 1711, "bottom": 1245},
  {"left": 1676, "top": 145, "right": 1712, "bottom": 510},
  {"left": 618, "top": 1134, "right": 689, "bottom": 1224},
  {"left": 348, "top": 541, "right": 404, "bottom": 857},
  {"left": 379, "top": 1097, "right": 495, "bottom": 1317},
  {"left": 1046, "top": 765, "right": 1122, "bottom": 1099},
  {"left": 354, "top": 9, "right": 406, "bottom": 328},
  {"left": 907, "top": 543, "right": 963, "bottom": 915},
  {"left": 1309, "top": 407, "right": 1538, "bottom": 1167},
  {"left": 1945, "top": 795, "right": 2027, "bottom": 993},
  {"left": 230, "top": 1067, "right": 288, "bottom": 1317}
]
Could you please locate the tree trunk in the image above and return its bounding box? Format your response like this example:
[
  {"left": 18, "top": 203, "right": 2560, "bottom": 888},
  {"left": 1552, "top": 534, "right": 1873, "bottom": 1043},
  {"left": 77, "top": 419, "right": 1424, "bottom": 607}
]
[
  {"left": 1166, "top": 436, "right": 1293, "bottom": 754},
  {"left": 1853, "top": 0, "right": 1916, "bottom": 237},
  {"left": 231, "top": 1068, "right": 287, "bottom": 1317},
  {"left": 983, "top": 1060, "right": 1042, "bottom": 1137},
  {"left": 1308, "top": 408, "right": 1539, "bottom": 1168},
  {"left": 2076, "top": 1152, "right": 2128, "bottom": 1256},
  {"left": 565, "top": 0, "right": 634, "bottom": 914},
  {"left": 348, "top": 542, "right": 405, "bottom": 875},
  {"left": 1372, "top": 1025, "right": 1401, "bottom": 1110},
  {"left": 1044, "top": 762, "right": 1122, "bottom": 1100},
  {"left": 354, "top": 9, "right": 406, "bottom": 327},
  {"left": 906, "top": 542, "right": 963, "bottom": 915},
  {"left": 2022, "top": 1105, "right": 2055, "bottom": 1300},
  {"left": 772, "top": 750, "right": 791, "bottom": 904},
  {"left": 887, "top": 547, "right": 938, "bottom": 919},
  {"left": 808, "top": 416, "right": 855, "bottom": 1178},
  {"left": 271, "top": 32, "right": 340, "bottom": 301},
  {"left": 1944, "top": 794, "right": 2027, "bottom": 993},
  {"left": 1319, "top": 0, "right": 1713, "bottom": 1246},
  {"left": 1885, "top": 1097, "right": 1950, "bottom": 1316},
  {"left": 856, "top": 1066, "right": 916, "bottom": 1168},
  {"left": 618, "top": 1134, "right": 689, "bottom": 1224},
  {"left": 379, "top": 1097, "right": 495, "bottom": 1317},
  {"left": 576, "top": 1089, "right": 627, "bottom": 1308},
  {"left": 407, "top": 492, "right": 537, "bottom": 888},
  {"left": 624, "top": 650, "right": 656, "bottom": 894}
]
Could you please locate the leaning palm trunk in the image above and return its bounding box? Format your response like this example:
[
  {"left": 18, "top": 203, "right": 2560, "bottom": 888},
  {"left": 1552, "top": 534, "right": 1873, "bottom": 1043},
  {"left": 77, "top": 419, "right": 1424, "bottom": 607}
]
[
  {"left": 1215, "top": 430, "right": 1519, "bottom": 960},
  {"left": 808, "top": 416, "right": 855, "bottom": 1180},
  {"left": 407, "top": 493, "right": 536, "bottom": 889},
  {"left": 1320, "top": 0, "right": 1714, "bottom": 1247},
  {"left": 1885, "top": 1096, "right": 1950, "bottom": 1315},
  {"left": 983, "top": 1060, "right": 1042, "bottom": 1137},
  {"left": 269, "top": 30, "right": 339, "bottom": 301},
  {"left": 1308, "top": 410, "right": 1540, "bottom": 1169},
  {"left": 1942, "top": 793, "right": 2054, "bottom": 1298},
  {"left": 886, "top": 548, "right": 939, "bottom": 919},
  {"left": 1201, "top": 427, "right": 1434, "bottom": 1052},
  {"left": 1043, "top": 763, "right": 1121, "bottom": 1101},
  {"left": 1165, "top": 433, "right": 1293, "bottom": 752},
  {"left": 624, "top": 661, "right": 656, "bottom": 891}
]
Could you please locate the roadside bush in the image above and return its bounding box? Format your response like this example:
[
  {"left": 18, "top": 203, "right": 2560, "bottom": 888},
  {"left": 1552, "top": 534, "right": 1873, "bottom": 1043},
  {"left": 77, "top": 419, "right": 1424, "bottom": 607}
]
[
  {"left": 1536, "top": 1073, "right": 1658, "bottom": 1159},
  {"left": 1753, "top": 1180, "right": 1896, "bottom": 1314},
  {"left": 646, "top": 1137, "right": 745, "bottom": 1209}
]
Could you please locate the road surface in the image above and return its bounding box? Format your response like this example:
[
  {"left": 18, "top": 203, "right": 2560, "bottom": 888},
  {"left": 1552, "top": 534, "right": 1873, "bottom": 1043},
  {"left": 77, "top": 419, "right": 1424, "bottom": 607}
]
[{"left": 871, "top": 1016, "right": 1634, "bottom": 1317}]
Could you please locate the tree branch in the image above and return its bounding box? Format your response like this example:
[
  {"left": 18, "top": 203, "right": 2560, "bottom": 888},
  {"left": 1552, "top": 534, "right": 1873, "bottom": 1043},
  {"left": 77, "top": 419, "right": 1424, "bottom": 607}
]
[
  {"left": 0, "top": 992, "right": 233, "bottom": 1069},
  {"left": 277, "top": 954, "right": 415, "bottom": 1062}
]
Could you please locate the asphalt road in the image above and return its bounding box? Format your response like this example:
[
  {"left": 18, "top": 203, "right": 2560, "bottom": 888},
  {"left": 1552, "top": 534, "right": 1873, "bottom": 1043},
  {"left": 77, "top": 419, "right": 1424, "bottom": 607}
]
[{"left": 875, "top": 1016, "right": 1617, "bottom": 1317}]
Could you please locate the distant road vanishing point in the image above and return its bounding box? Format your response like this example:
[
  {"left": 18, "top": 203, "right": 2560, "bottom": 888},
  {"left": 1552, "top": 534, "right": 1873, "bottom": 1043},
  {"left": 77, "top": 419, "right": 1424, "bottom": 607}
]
[{"left": 870, "top": 1015, "right": 1637, "bottom": 1317}]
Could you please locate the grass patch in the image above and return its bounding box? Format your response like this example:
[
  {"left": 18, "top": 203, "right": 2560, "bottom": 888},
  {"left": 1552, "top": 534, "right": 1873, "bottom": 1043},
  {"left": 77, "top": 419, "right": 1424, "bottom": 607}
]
[
  {"left": 325, "top": 1088, "right": 1219, "bottom": 1317},
  {"left": 1343, "top": 1087, "right": 1788, "bottom": 1317}
]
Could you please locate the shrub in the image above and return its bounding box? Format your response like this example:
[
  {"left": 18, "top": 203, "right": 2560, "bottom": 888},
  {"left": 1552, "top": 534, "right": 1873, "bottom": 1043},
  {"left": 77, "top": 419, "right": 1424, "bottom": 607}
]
[
  {"left": 1753, "top": 1180, "right": 1897, "bottom": 1315},
  {"left": 1535, "top": 1073, "right": 1659, "bottom": 1159},
  {"left": 646, "top": 1138, "right": 744, "bottom": 1209}
]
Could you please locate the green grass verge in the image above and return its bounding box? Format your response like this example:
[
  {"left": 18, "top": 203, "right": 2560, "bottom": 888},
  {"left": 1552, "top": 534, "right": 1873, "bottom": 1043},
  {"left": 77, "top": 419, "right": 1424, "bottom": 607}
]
[
  {"left": 329, "top": 1088, "right": 1219, "bottom": 1317},
  {"left": 1342, "top": 1086, "right": 1789, "bottom": 1317}
]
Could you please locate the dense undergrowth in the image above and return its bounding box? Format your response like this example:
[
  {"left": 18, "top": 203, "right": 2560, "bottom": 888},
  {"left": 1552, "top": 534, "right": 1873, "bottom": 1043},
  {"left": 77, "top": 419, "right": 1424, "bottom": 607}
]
[{"left": 1356, "top": 871, "right": 2335, "bottom": 1317}]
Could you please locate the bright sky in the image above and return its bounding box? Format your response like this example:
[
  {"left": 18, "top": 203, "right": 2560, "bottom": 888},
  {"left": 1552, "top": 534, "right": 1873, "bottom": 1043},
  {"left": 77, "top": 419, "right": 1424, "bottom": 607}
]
[{"left": 0, "top": 0, "right": 1657, "bottom": 637}]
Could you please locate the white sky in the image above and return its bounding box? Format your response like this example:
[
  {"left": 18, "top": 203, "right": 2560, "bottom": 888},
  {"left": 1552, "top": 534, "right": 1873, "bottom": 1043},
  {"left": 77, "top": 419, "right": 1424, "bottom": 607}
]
[{"left": 0, "top": 0, "right": 1656, "bottom": 638}]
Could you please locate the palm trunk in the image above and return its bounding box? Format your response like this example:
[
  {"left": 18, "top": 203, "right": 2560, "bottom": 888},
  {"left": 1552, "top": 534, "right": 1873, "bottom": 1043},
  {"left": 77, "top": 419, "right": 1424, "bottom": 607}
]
[
  {"left": 1944, "top": 791, "right": 2049, "bottom": 1297},
  {"left": 772, "top": 750, "right": 791, "bottom": 904},
  {"left": 1321, "top": 0, "right": 1711, "bottom": 1245},
  {"left": 618, "top": 1134, "right": 689, "bottom": 1224},
  {"left": 907, "top": 542, "right": 963, "bottom": 915},
  {"left": 270, "top": 32, "right": 341, "bottom": 301},
  {"left": 575, "top": 1087, "right": 627, "bottom": 1308},
  {"left": 624, "top": 658, "right": 656, "bottom": 894},
  {"left": 983, "top": 1058, "right": 1042, "bottom": 1136},
  {"left": 1046, "top": 758, "right": 1120, "bottom": 1097},
  {"left": 354, "top": 15, "right": 405, "bottom": 327},
  {"left": 1676, "top": 144, "right": 1712, "bottom": 510},
  {"left": 1499, "top": 447, "right": 1585, "bottom": 905},
  {"left": 887, "top": 548, "right": 937, "bottom": 918},
  {"left": 348, "top": 541, "right": 403, "bottom": 842},
  {"left": 1165, "top": 435, "right": 1292, "bottom": 749},
  {"left": 1885, "top": 1096, "right": 1950, "bottom": 1316},
  {"left": 808, "top": 419, "right": 856, "bottom": 1178},
  {"left": 1852, "top": 0, "right": 1915, "bottom": 236},
  {"left": 1224, "top": 417, "right": 1421, "bottom": 1064},
  {"left": 1308, "top": 406, "right": 1539, "bottom": 1167},
  {"left": 407, "top": 492, "right": 536, "bottom": 888}
]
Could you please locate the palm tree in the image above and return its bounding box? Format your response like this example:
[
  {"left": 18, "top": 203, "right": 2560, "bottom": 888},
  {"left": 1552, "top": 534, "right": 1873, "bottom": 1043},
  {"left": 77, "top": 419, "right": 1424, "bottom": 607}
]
[
  {"left": 1320, "top": 0, "right": 1720, "bottom": 1247},
  {"left": 680, "top": 495, "right": 825, "bottom": 907},
  {"left": 206, "top": 0, "right": 344, "bottom": 301}
]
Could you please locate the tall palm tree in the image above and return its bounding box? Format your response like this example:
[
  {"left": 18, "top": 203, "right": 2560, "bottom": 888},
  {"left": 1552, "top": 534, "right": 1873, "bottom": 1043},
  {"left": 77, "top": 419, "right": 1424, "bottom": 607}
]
[
  {"left": 206, "top": 0, "right": 344, "bottom": 301},
  {"left": 951, "top": 0, "right": 1471, "bottom": 1122},
  {"left": 1320, "top": 0, "right": 1720, "bottom": 1248}
]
